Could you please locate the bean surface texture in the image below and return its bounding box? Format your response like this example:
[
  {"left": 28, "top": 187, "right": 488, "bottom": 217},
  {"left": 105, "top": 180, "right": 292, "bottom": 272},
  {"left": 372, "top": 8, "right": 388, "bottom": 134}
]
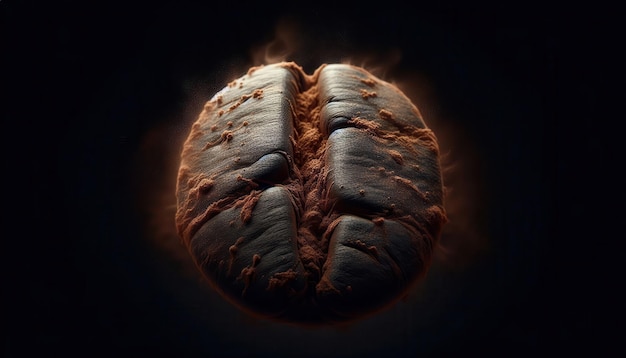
[{"left": 175, "top": 62, "right": 447, "bottom": 323}]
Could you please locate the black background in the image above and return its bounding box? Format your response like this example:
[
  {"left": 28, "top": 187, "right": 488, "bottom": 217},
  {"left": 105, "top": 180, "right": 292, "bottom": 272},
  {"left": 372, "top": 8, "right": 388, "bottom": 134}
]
[{"left": 3, "top": 2, "right": 622, "bottom": 357}]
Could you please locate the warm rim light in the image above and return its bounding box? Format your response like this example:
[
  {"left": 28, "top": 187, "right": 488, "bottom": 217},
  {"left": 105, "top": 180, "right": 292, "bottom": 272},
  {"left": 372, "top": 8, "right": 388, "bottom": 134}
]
[{"left": 130, "top": 19, "right": 489, "bottom": 317}]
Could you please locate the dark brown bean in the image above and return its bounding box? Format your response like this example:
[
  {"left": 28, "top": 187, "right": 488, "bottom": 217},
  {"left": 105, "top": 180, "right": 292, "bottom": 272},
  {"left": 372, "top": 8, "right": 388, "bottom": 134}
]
[{"left": 175, "top": 62, "right": 447, "bottom": 323}]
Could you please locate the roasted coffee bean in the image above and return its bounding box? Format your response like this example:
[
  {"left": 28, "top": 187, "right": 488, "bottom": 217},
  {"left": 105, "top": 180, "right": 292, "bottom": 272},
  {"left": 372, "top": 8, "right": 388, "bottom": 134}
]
[{"left": 175, "top": 62, "right": 447, "bottom": 323}]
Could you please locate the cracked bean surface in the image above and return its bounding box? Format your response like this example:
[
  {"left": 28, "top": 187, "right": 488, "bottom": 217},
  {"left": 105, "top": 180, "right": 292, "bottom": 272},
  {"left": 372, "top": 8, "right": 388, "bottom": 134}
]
[{"left": 175, "top": 62, "right": 447, "bottom": 323}]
